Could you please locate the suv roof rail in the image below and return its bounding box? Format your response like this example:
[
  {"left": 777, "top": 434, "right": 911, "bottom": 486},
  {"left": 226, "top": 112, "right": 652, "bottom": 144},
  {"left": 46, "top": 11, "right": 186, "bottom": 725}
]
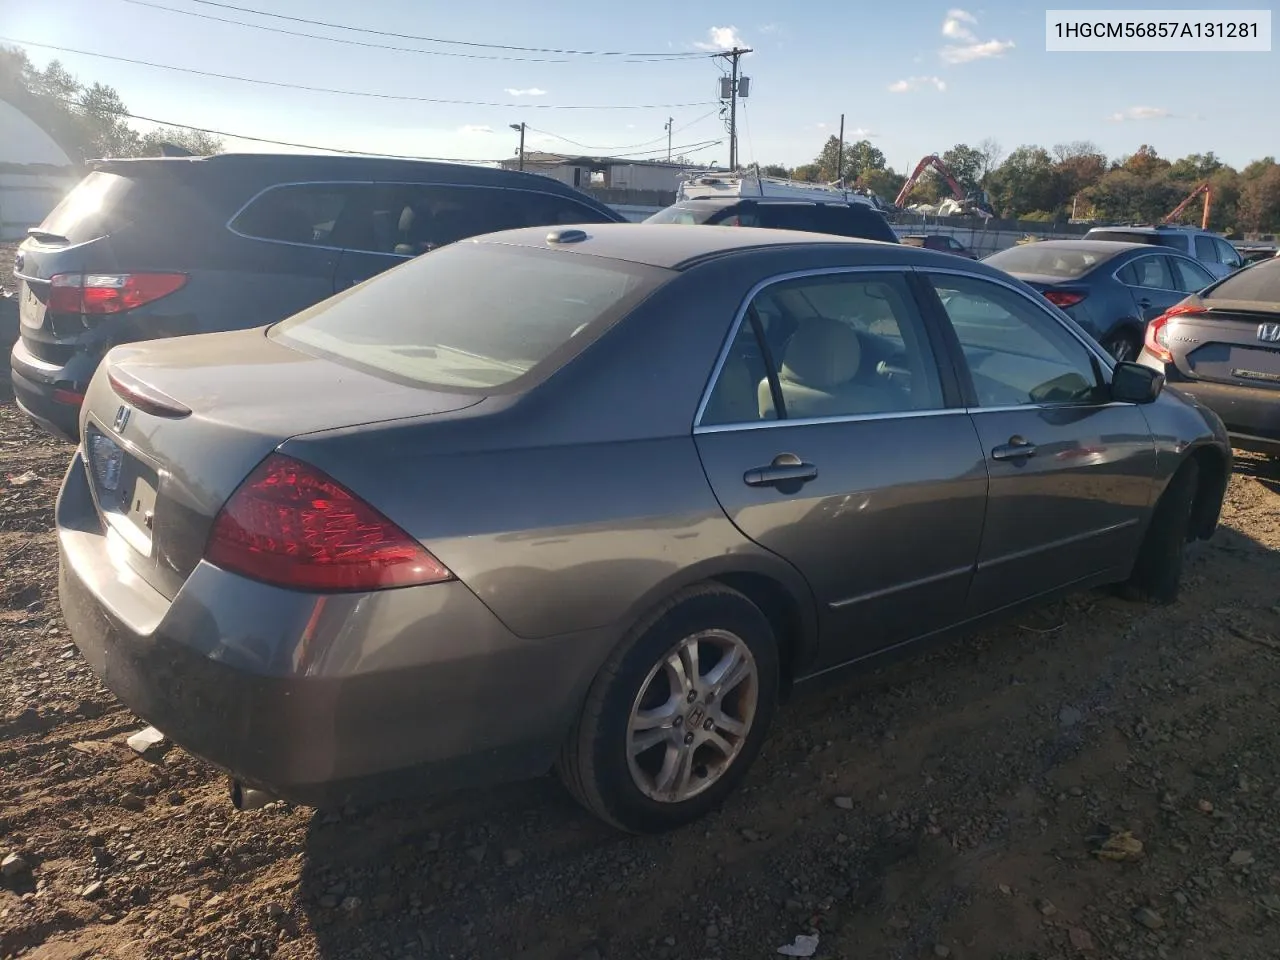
[{"left": 676, "top": 172, "right": 873, "bottom": 206}]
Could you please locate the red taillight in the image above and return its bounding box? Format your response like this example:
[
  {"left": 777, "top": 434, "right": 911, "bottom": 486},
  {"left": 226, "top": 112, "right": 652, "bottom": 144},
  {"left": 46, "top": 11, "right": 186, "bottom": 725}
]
[
  {"left": 1043, "top": 290, "right": 1086, "bottom": 308},
  {"left": 1144, "top": 304, "right": 1207, "bottom": 365},
  {"left": 205, "top": 454, "right": 453, "bottom": 592},
  {"left": 51, "top": 387, "right": 85, "bottom": 406},
  {"left": 47, "top": 273, "right": 187, "bottom": 316}
]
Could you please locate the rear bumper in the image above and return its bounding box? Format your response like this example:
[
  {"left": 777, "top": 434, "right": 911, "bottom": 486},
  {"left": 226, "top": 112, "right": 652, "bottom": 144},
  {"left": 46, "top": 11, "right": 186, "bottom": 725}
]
[
  {"left": 10, "top": 339, "right": 84, "bottom": 442},
  {"left": 1164, "top": 378, "right": 1280, "bottom": 454},
  {"left": 56, "top": 452, "right": 609, "bottom": 807}
]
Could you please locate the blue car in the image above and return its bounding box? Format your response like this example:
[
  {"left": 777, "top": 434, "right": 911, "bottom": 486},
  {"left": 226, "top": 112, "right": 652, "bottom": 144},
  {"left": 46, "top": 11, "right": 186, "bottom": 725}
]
[{"left": 984, "top": 240, "right": 1217, "bottom": 361}]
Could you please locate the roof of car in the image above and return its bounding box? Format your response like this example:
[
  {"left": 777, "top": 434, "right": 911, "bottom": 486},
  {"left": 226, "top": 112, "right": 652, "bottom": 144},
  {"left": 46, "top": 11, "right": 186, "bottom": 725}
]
[
  {"left": 90, "top": 152, "right": 608, "bottom": 201},
  {"left": 1087, "top": 224, "right": 1207, "bottom": 235},
  {"left": 1002, "top": 239, "right": 1159, "bottom": 256},
  {"left": 667, "top": 196, "right": 878, "bottom": 208},
  {"left": 470, "top": 222, "right": 960, "bottom": 271}
]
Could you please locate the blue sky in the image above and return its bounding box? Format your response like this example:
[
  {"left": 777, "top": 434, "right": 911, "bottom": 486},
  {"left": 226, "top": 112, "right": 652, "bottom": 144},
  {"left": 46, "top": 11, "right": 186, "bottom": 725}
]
[{"left": 2, "top": 0, "right": 1273, "bottom": 170}]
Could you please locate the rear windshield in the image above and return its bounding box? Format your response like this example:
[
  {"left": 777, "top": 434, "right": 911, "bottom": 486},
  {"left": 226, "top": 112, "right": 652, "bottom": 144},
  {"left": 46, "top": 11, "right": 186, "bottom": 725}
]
[
  {"left": 271, "top": 242, "right": 665, "bottom": 392},
  {"left": 1205, "top": 259, "right": 1280, "bottom": 304},
  {"left": 646, "top": 203, "right": 724, "bottom": 226},
  {"left": 984, "top": 244, "right": 1111, "bottom": 279},
  {"left": 33, "top": 171, "right": 137, "bottom": 244}
]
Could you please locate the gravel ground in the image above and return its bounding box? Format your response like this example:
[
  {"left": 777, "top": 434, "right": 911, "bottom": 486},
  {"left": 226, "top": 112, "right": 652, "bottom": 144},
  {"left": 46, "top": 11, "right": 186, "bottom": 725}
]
[{"left": 3, "top": 372, "right": 1280, "bottom": 959}]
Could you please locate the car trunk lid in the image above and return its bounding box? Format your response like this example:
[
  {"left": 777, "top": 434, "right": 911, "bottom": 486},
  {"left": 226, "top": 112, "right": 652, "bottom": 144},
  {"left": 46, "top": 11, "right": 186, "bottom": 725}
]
[
  {"left": 1166, "top": 300, "right": 1280, "bottom": 388},
  {"left": 79, "top": 329, "right": 482, "bottom": 600}
]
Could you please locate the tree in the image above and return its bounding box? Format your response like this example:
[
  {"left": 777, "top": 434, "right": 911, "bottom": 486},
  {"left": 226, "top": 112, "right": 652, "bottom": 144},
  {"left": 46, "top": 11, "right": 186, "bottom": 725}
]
[
  {"left": 1053, "top": 142, "right": 1108, "bottom": 210},
  {"left": 1238, "top": 162, "right": 1280, "bottom": 232},
  {"left": 988, "top": 145, "right": 1058, "bottom": 218},
  {"left": 78, "top": 82, "right": 141, "bottom": 158},
  {"left": 1120, "top": 144, "right": 1170, "bottom": 179},
  {"left": 1169, "top": 152, "right": 1224, "bottom": 180},
  {"left": 976, "top": 137, "right": 1003, "bottom": 180},
  {"left": 138, "top": 126, "right": 223, "bottom": 157},
  {"left": 941, "top": 144, "right": 984, "bottom": 191},
  {"left": 759, "top": 163, "right": 791, "bottom": 178},
  {"left": 812, "top": 136, "right": 885, "bottom": 182},
  {"left": 860, "top": 167, "right": 906, "bottom": 203}
]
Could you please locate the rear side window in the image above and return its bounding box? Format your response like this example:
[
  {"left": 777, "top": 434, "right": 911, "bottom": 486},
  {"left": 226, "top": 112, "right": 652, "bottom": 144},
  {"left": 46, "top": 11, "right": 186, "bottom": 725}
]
[
  {"left": 1155, "top": 234, "right": 1189, "bottom": 254},
  {"left": 1194, "top": 235, "right": 1217, "bottom": 261},
  {"left": 756, "top": 204, "right": 821, "bottom": 232},
  {"left": 817, "top": 205, "right": 898, "bottom": 243},
  {"left": 230, "top": 183, "right": 360, "bottom": 247},
  {"left": 34, "top": 172, "right": 137, "bottom": 244},
  {"left": 271, "top": 242, "right": 665, "bottom": 391},
  {"left": 1204, "top": 259, "right": 1280, "bottom": 303}
]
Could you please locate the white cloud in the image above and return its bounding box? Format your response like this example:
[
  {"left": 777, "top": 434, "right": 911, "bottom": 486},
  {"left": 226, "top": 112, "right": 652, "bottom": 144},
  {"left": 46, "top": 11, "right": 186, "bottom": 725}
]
[
  {"left": 849, "top": 127, "right": 878, "bottom": 138},
  {"left": 888, "top": 76, "right": 947, "bottom": 94},
  {"left": 694, "top": 26, "right": 747, "bottom": 50},
  {"left": 458, "top": 124, "right": 494, "bottom": 135},
  {"left": 504, "top": 87, "right": 547, "bottom": 97},
  {"left": 939, "top": 11, "right": 1014, "bottom": 64},
  {"left": 816, "top": 122, "right": 829, "bottom": 129},
  {"left": 1107, "top": 105, "right": 1173, "bottom": 122}
]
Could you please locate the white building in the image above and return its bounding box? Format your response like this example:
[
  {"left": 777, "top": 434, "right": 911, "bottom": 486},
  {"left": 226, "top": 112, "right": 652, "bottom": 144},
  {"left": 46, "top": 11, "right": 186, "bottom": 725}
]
[{"left": 0, "top": 98, "right": 77, "bottom": 240}]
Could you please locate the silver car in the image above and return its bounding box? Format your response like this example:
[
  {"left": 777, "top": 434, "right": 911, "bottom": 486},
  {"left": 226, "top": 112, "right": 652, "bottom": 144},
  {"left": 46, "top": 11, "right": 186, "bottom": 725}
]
[{"left": 59, "top": 224, "right": 1231, "bottom": 833}]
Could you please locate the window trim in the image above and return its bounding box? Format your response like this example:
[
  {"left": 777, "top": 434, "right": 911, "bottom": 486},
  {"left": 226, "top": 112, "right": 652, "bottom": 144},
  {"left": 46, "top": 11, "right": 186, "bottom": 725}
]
[
  {"left": 225, "top": 179, "right": 610, "bottom": 256},
  {"left": 913, "top": 266, "right": 1129, "bottom": 415},
  {"left": 692, "top": 265, "right": 959, "bottom": 433}
]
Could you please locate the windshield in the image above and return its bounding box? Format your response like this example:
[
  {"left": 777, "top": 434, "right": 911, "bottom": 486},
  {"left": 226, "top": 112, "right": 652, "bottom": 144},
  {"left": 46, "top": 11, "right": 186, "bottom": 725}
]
[
  {"left": 1205, "top": 259, "right": 1280, "bottom": 304},
  {"left": 984, "top": 245, "right": 1111, "bottom": 278},
  {"left": 271, "top": 242, "right": 665, "bottom": 391}
]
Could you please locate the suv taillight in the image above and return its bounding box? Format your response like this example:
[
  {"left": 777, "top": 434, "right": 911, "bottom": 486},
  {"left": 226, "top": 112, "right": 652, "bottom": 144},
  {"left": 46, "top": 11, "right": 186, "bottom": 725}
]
[
  {"left": 205, "top": 454, "right": 453, "bottom": 592},
  {"left": 48, "top": 273, "right": 187, "bottom": 316},
  {"left": 1144, "top": 304, "right": 1206, "bottom": 365}
]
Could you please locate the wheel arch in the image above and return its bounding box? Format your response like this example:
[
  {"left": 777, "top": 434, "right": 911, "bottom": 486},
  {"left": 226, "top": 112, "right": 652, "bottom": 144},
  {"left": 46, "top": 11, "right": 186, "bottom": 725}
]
[
  {"left": 616, "top": 555, "right": 821, "bottom": 698},
  {"left": 1185, "top": 443, "right": 1230, "bottom": 540}
]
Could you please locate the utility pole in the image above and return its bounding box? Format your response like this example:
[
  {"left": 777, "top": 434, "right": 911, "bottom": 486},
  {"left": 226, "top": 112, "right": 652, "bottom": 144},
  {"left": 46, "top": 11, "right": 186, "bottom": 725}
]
[
  {"left": 509, "top": 122, "right": 526, "bottom": 171},
  {"left": 837, "top": 113, "right": 845, "bottom": 184},
  {"left": 665, "top": 117, "right": 673, "bottom": 161},
  {"left": 716, "top": 47, "right": 752, "bottom": 171}
]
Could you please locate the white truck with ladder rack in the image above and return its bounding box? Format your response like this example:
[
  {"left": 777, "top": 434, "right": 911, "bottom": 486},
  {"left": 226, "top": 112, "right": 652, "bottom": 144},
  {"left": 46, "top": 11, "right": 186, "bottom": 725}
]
[{"left": 676, "top": 172, "right": 881, "bottom": 207}]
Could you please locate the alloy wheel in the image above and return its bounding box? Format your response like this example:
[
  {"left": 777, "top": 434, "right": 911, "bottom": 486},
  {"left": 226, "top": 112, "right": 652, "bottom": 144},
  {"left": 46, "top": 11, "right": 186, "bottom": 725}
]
[{"left": 625, "top": 629, "right": 759, "bottom": 803}]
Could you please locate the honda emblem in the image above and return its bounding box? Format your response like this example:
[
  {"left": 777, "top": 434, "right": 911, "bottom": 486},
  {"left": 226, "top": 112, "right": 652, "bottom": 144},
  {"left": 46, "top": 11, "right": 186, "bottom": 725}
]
[
  {"left": 1259, "top": 323, "right": 1280, "bottom": 343},
  {"left": 112, "top": 405, "right": 131, "bottom": 433}
]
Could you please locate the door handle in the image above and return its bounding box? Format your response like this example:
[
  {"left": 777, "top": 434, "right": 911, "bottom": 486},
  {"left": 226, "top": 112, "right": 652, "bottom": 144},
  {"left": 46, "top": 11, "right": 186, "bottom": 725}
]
[
  {"left": 1137, "top": 297, "right": 1152, "bottom": 309},
  {"left": 744, "top": 453, "right": 818, "bottom": 487},
  {"left": 991, "top": 436, "right": 1037, "bottom": 461}
]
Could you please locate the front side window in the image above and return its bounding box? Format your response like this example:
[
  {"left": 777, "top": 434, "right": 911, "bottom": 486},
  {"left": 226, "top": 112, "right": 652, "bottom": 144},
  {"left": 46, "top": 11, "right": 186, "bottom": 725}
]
[
  {"left": 230, "top": 183, "right": 362, "bottom": 247},
  {"left": 272, "top": 243, "right": 664, "bottom": 391},
  {"left": 1214, "top": 238, "right": 1243, "bottom": 268},
  {"left": 700, "top": 272, "right": 944, "bottom": 426},
  {"left": 928, "top": 274, "right": 1104, "bottom": 408},
  {"left": 1170, "top": 256, "right": 1215, "bottom": 293}
]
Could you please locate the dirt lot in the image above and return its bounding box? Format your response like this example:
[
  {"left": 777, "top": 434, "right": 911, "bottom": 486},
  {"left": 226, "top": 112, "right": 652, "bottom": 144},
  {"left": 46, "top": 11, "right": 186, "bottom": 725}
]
[{"left": 3, "top": 347, "right": 1280, "bottom": 959}]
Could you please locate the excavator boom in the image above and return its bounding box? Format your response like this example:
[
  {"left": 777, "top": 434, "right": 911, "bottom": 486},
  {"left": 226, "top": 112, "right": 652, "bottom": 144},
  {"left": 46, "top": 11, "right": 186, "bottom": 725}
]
[{"left": 1162, "top": 181, "right": 1213, "bottom": 230}]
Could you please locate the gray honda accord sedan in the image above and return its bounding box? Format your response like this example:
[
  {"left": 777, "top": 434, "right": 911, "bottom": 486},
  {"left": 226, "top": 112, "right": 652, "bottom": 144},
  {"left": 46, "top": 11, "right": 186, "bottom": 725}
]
[{"left": 58, "top": 223, "right": 1231, "bottom": 833}]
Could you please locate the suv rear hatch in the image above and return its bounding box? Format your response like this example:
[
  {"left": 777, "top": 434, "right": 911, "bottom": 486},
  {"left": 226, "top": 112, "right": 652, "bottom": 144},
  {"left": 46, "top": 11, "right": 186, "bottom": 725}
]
[{"left": 16, "top": 163, "right": 236, "bottom": 375}]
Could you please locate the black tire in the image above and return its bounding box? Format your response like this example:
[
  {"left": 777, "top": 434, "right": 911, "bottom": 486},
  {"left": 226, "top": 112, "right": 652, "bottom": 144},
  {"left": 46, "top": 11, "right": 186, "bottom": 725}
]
[
  {"left": 557, "top": 583, "right": 780, "bottom": 833},
  {"left": 1121, "top": 459, "right": 1200, "bottom": 604},
  {"left": 1102, "top": 328, "right": 1142, "bottom": 363}
]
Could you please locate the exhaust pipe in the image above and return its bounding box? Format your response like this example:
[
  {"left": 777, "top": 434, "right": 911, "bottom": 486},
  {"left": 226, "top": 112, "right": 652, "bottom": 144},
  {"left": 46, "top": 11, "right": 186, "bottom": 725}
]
[{"left": 228, "top": 778, "right": 275, "bottom": 812}]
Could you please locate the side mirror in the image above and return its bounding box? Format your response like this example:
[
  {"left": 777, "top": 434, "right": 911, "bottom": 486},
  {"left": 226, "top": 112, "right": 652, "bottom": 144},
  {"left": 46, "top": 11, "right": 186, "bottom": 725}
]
[{"left": 1110, "top": 361, "right": 1164, "bottom": 404}]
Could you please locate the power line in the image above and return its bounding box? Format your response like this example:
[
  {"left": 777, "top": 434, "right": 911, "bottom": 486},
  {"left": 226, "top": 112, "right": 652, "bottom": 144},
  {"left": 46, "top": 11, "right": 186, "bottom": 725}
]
[
  {"left": 118, "top": 0, "right": 706, "bottom": 64},
  {"left": 50, "top": 96, "right": 497, "bottom": 161},
  {"left": 3, "top": 38, "right": 718, "bottom": 110},
  {"left": 526, "top": 110, "right": 719, "bottom": 153},
  {"left": 179, "top": 0, "right": 716, "bottom": 57}
]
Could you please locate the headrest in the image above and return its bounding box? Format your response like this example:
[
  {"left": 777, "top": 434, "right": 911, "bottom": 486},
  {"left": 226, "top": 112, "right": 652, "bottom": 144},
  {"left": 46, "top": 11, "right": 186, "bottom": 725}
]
[{"left": 780, "top": 318, "right": 861, "bottom": 388}]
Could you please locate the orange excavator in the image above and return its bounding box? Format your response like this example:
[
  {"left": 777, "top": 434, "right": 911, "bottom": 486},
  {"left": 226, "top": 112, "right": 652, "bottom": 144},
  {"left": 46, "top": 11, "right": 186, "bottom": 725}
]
[
  {"left": 894, "top": 154, "right": 995, "bottom": 217},
  {"left": 1162, "top": 181, "right": 1213, "bottom": 229}
]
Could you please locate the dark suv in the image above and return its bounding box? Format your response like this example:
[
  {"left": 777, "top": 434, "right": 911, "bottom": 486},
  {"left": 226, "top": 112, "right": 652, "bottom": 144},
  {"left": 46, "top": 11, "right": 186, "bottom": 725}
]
[
  {"left": 644, "top": 197, "right": 899, "bottom": 243},
  {"left": 11, "top": 153, "right": 624, "bottom": 440}
]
